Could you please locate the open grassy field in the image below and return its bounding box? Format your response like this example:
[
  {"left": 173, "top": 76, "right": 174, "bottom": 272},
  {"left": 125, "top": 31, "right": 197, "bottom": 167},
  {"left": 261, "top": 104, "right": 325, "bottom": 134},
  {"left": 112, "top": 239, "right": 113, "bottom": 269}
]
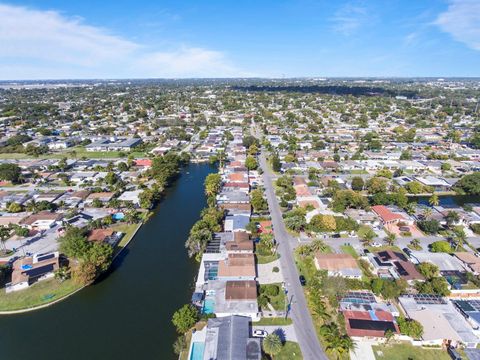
[
  {"left": 372, "top": 343, "right": 451, "bottom": 360},
  {"left": 0, "top": 278, "right": 82, "bottom": 311}
]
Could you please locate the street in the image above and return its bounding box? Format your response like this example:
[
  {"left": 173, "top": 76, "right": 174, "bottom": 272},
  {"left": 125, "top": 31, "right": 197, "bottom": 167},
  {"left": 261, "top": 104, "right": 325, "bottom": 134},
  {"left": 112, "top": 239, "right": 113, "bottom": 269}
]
[{"left": 259, "top": 152, "right": 328, "bottom": 360}]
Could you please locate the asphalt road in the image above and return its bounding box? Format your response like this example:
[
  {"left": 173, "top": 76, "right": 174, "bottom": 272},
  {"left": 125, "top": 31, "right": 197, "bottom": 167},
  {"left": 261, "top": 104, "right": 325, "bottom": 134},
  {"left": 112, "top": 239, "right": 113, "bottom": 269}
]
[{"left": 259, "top": 152, "right": 328, "bottom": 360}]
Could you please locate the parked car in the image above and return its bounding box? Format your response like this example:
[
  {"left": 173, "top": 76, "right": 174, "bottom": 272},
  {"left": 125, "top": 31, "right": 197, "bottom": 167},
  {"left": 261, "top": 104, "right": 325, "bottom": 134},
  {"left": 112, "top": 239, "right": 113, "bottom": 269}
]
[
  {"left": 403, "top": 247, "right": 412, "bottom": 256},
  {"left": 363, "top": 249, "right": 370, "bottom": 254},
  {"left": 253, "top": 330, "right": 268, "bottom": 338},
  {"left": 299, "top": 275, "right": 306, "bottom": 286},
  {"left": 371, "top": 242, "right": 382, "bottom": 247}
]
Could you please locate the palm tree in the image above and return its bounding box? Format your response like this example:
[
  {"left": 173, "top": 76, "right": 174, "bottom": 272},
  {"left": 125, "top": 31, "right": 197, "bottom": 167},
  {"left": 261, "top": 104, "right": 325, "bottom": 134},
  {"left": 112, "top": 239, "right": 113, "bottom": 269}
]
[
  {"left": 405, "top": 202, "right": 416, "bottom": 216},
  {"left": 422, "top": 207, "right": 432, "bottom": 220},
  {"left": 360, "top": 229, "right": 375, "bottom": 246},
  {"left": 262, "top": 333, "right": 283, "bottom": 359},
  {"left": 429, "top": 193, "right": 439, "bottom": 207},
  {"left": 446, "top": 211, "right": 460, "bottom": 228},
  {"left": 384, "top": 232, "right": 396, "bottom": 246},
  {"left": 454, "top": 228, "right": 467, "bottom": 251},
  {"left": 410, "top": 238, "right": 421, "bottom": 250},
  {"left": 0, "top": 226, "right": 11, "bottom": 254},
  {"left": 310, "top": 238, "right": 328, "bottom": 254}
]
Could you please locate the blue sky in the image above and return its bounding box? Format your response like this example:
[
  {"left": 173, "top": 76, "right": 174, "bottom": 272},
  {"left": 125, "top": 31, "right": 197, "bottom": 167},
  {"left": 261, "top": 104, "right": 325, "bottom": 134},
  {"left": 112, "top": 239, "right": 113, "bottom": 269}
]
[{"left": 0, "top": 0, "right": 479, "bottom": 79}]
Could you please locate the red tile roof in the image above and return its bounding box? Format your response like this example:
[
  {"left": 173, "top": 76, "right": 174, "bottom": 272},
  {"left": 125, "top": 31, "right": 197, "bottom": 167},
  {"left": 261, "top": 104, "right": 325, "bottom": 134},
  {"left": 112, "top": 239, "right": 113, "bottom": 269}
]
[{"left": 372, "top": 205, "right": 405, "bottom": 223}]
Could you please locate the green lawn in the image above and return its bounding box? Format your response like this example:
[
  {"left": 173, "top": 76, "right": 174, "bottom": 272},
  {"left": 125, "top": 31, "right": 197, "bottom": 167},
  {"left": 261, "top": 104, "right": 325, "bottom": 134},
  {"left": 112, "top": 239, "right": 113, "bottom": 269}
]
[
  {"left": 340, "top": 245, "right": 358, "bottom": 258},
  {"left": 111, "top": 222, "right": 141, "bottom": 253},
  {"left": 366, "top": 245, "right": 403, "bottom": 253},
  {"left": 277, "top": 341, "right": 303, "bottom": 360},
  {"left": 256, "top": 253, "right": 280, "bottom": 264},
  {"left": 0, "top": 278, "right": 82, "bottom": 311},
  {"left": 0, "top": 147, "right": 148, "bottom": 160},
  {"left": 252, "top": 317, "right": 293, "bottom": 326},
  {"left": 372, "top": 343, "right": 451, "bottom": 360}
]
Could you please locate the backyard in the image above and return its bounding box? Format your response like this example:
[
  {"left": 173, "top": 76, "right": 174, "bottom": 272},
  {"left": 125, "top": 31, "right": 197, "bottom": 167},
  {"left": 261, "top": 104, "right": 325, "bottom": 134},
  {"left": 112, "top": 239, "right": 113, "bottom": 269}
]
[{"left": 0, "top": 278, "right": 82, "bottom": 312}]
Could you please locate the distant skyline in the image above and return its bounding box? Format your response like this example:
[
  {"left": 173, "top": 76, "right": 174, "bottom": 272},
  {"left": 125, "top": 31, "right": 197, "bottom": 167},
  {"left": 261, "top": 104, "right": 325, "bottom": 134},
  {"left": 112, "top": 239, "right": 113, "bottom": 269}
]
[{"left": 0, "top": 0, "right": 479, "bottom": 80}]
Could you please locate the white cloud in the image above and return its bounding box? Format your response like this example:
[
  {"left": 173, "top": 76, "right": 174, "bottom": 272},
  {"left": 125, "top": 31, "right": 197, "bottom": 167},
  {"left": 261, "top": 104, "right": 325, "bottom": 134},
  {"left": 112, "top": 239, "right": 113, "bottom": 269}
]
[
  {"left": 435, "top": 0, "right": 480, "bottom": 50},
  {"left": 331, "top": 2, "right": 369, "bottom": 35},
  {"left": 0, "top": 4, "right": 244, "bottom": 79}
]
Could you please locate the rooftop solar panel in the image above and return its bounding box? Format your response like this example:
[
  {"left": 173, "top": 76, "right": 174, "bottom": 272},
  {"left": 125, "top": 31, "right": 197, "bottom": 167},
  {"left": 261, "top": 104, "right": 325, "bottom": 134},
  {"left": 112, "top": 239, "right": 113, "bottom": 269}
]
[
  {"left": 349, "top": 319, "right": 396, "bottom": 332},
  {"left": 37, "top": 253, "right": 55, "bottom": 262}
]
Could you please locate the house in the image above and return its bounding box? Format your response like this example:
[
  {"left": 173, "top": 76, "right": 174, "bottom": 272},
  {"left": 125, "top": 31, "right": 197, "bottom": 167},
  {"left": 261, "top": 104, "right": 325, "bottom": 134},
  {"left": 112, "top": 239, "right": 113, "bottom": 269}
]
[
  {"left": 87, "top": 228, "right": 122, "bottom": 247},
  {"left": 187, "top": 315, "right": 261, "bottom": 360},
  {"left": 371, "top": 205, "right": 409, "bottom": 225},
  {"left": 85, "top": 192, "right": 114, "bottom": 205},
  {"left": 20, "top": 211, "right": 63, "bottom": 230},
  {"left": 6, "top": 252, "right": 60, "bottom": 293},
  {"left": 117, "top": 190, "right": 142, "bottom": 207},
  {"left": 455, "top": 253, "right": 480, "bottom": 274},
  {"left": 314, "top": 253, "right": 362, "bottom": 279},
  {"left": 367, "top": 250, "right": 423, "bottom": 282},
  {"left": 217, "top": 254, "right": 256, "bottom": 281},
  {"left": 224, "top": 214, "right": 250, "bottom": 232},
  {"left": 398, "top": 295, "right": 480, "bottom": 348},
  {"left": 343, "top": 308, "right": 399, "bottom": 338}
]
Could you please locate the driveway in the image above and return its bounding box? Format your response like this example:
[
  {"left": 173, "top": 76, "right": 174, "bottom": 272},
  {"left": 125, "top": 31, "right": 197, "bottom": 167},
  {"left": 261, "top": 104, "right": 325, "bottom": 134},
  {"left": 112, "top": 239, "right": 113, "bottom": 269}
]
[
  {"left": 350, "top": 340, "right": 376, "bottom": 360},
  {"left": 257, "top": 259, "right": 284, "bottom": 284},
  {"left": 252, "top": 324, "right": 298, "bottom": 342}
]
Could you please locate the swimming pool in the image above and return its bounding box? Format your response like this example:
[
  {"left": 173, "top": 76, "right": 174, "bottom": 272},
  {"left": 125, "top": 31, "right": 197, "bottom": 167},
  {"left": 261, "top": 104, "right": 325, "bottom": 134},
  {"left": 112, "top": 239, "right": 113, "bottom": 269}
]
[
  {"left": 112, "top": 213, "right": 125, "bottom": 220},
  {"left": 190, "top": 342, "right": 205, "bottom": 360},
  {"left": 202, "top": 299, "right": 215, "bottom": 314}
]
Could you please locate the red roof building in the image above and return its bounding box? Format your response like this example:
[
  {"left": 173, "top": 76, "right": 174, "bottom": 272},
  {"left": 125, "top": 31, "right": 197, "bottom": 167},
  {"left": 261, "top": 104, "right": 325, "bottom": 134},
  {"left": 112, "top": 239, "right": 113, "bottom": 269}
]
[{"left": 371, "top": 205, "right": 405, "bottom": 224}]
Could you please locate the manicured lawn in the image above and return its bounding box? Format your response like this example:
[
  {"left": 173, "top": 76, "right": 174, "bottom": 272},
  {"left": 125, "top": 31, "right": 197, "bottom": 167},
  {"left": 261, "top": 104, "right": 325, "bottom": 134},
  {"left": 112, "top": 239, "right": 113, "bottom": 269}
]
[
  {"left": 372, "top": 343, "right": 451, "bottom": 360},
  {"left": 252, "top": 317, "right": 293, "bottom": 326},
  {"left": 0, "top": 147, "right": 147, "bottom": 160},
  {"left": 256, "top": 252, "right": 280, "bottom": 264},
  {"left": 357, "top": 225, "right": 374, "bottom": 238},
  {"left": 340, "top": 245, "right": 358, "bottom": 258},
  {"left": 111, "top": 223, "right": 141, "bottom": 253},
  {"left": 366, "top": 245, "right": 403, "bottom": 253},
  {"left": 277, "top": 341, "right": 303, "bottom": 360},
  {"left": 0, "top": 278, "right": 82, "bottom": 311}
]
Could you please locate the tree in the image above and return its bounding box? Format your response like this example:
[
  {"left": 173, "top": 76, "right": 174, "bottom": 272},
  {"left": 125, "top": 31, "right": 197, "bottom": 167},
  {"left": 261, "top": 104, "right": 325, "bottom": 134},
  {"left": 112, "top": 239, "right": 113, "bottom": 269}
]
[
  {"left": 0, "top": 163, "right": 22, "bottom": 183},
  {"left": 417, "top": 262, "right": 439, "bottom": 280},
  {"left": 173, "top": 335, "right": 187, "bottom": 356},
  {"left": 262, "top": 333, "right": 283, "bottom": 359},
  {"left": 428, "top": 194, "right": 439, "bottom": 207},
  {"left": 351, "top": 176, "right": 364, "bottom": 191},
  {"left": 445, "top": 211, "right": 460, "bottom": 228},
  {"left": 455, "top": 172, "right": 480, "bottom": 195},
  {"left": 172, "top": 304, "right": 198, "bottom": 334},
  {"left": 384, "top": 232, "right": 396, "bottom": 246},
  {"left": 0, "top": 226, "right": 11, "bottom": 253},
  {"left": 250, "top": 189, "right": 267, "bottom": 213},
  {"left": 271, "top": 154, "right": 281, "bottom": 172},
  {"left": 360, "top": 227, "right": 376, "bottom": 245},
  {"left": 417, "top": 219, "right": 440, "bottom": 234},
  {"left": 405, "top": 181, "right": 423, "bottom": 194},
  {"left": 7, "top": 202, "right": 23, "bottom": 213},
  {"left": 366, "top": 177, "right": 388, "bottom": 194},
  {"left": 245, "top": 155, "right": 258, "bottom": 170},
  {"left": 204, "top": 173, "right": 222, "bottom": 199},
  {"left": 430, "top": 240, "right": 452, "bottom": 253},
  {"left": 397, "top": 316, "right": 423, "bottom": 339},
  {"left": 310, "top": 214, "right": 336, "bottom": 232},
  {"left": 453, "top": 227, "right": 467, "bottom": 251}
]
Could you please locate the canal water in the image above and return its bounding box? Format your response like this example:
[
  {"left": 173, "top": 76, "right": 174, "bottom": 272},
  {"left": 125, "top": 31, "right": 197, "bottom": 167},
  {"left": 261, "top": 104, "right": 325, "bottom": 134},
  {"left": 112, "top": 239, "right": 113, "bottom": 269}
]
[{"left": 0, "top": 163, "right": 215, "bottom": 360}]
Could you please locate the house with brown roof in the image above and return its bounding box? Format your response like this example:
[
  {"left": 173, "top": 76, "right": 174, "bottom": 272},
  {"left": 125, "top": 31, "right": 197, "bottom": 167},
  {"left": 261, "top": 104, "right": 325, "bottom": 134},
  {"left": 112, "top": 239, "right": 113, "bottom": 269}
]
[
  {"left": 217, "top": 254, "right": 256, "bottom": 281},
  {"left": 225, "top": 232, "right": 253, "bottom": 254},
  {"left": 225, "top": 280, "right": 257, "bottom": 300},
  {"left": 20, "top": 211, "right": 63, "bottom": 230},
  {"left": 455, "top": 252, "right": 480, "bottom": 274},
  {"left": 314, "top": 253, "right": 362, "bottom": 279},
  {"left": 343, "top": 309, "right": 399, "bottom": 338}
]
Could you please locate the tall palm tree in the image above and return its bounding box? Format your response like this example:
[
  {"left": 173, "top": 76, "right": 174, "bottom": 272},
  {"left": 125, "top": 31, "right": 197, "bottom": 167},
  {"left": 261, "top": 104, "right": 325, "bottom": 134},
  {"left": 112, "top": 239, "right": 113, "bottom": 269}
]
[
  {"left": 0, "top": 226, "right": 11, "bottom": 253},
  {"left": 454, "top": 228, "right": 467, "bottom": 251},
  {"left": 262, "top": 333, "right": 283, "bottom": 359},
  {"left": 422, "top": 207, "right": 432, "bottom": 220},
  {"left": 410, "top": 238, "right": 421, "bottom": 249},
  {"left": 429, "top": 193, "right": 439, "bottom": 207},
  {"left": 384, "top": 232, "right": 397, "bottom": 246}
]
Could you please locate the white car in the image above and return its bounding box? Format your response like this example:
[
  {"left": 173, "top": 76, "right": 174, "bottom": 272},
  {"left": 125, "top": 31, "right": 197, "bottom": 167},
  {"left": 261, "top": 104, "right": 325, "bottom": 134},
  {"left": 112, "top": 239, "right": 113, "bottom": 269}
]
[
  {"left": 371, "top": 242, "right": 382, "bottom": 247},
  {"left": 253, "top": 329, "right": 268, "bottom": 338}
]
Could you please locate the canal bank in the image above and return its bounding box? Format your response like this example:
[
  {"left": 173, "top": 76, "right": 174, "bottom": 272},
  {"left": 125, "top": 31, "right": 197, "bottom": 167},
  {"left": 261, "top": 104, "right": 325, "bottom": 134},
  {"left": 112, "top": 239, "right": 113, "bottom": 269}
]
[{"left": 0, "top": 163, "right": 215, "bottom": 360}]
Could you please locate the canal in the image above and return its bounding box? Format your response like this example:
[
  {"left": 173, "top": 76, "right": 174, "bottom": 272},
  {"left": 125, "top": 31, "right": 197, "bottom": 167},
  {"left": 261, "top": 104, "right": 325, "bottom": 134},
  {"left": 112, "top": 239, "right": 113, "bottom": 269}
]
[{"left": 0, "top": 163, "right": 215, "bottom": 360}]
